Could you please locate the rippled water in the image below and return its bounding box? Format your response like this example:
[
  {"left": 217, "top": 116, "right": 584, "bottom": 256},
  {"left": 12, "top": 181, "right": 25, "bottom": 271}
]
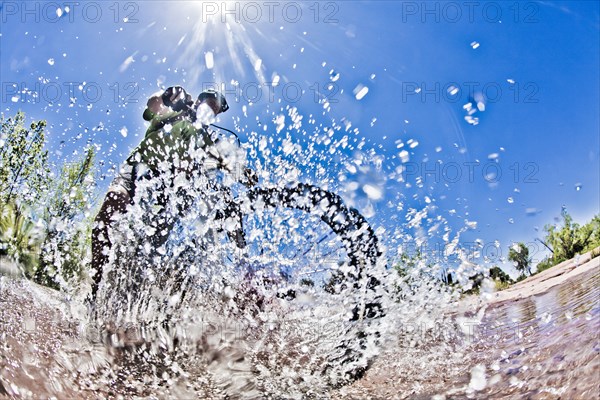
[
  {"left": 0, "top": 250, "right": 600, "bottom": 399},
  {"left": 332, "top": 260, "right": 599, "bottom": 399},
  {"left": 1, "top": 258, "right": 598, "bottom": 398},
  {"left": 469, "top": 264, "right": 600, "bottom": 399}
]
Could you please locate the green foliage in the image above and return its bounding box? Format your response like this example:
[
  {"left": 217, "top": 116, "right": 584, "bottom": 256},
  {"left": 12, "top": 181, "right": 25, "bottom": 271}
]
[
  {"left": 391, "top": 249, "right": 463, "bottom": 299},
  {"left": 515, "top": 274, "right": 528, "bottom": 283},
  {"left": 534, "top": 257, "right": 554, "bottom": 274},
  {"left": 488, "top": 266, "right": 513, "bottom": 292},
  {"left": 0, "top": 112, "right": 50, "bottom": 273},
  {"left": 489, "top": 266, "right": 512, "bottom": 283},
  {"left": 0, "top": 202, "right": 43, "bottom": 274},
  {"left": 393, "top": 249, "right": 448, "bottom": 282},
  {"left": 494, "top": 279, "right": 512, "bottom": 291},
  {"left": 545, "top": 210, "right": 598, "bottom": 263},
  {"left": 535, "top": 210, "right": 600, "bottom": 273},
  {"left": 582, "top": 215, "right": 600, "bottom": 253},
  {"left": 462, "top": 272, "right": 484, "bottom": 295},
  {"left": 38, "top": 147, "right": 97, "bottom": 289},
  {"left": 393, "top": 251, "right": 418, "bottom": 279},
  {"left": 508, "top": 242, "right": 531, "bottom": 276},
  {"left": 0, "top": 112, "right": 96, "bottom": 291},
  {"left": 0, "top": 112, "right": 50, "bottom": 207}
]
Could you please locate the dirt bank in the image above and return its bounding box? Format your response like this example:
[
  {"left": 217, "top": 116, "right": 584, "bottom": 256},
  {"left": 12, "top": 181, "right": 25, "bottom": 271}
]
[{"left": 487, "top": 248, "right": 599, "bottom": 305}]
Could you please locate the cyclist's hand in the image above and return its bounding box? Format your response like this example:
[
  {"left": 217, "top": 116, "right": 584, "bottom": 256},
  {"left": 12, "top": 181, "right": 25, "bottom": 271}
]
[
  {"left": 162, "top": 86, "right": 193, "bottom": 112},
  {"left": 243, "top": 168, "right": 258, "bottom": 187}
]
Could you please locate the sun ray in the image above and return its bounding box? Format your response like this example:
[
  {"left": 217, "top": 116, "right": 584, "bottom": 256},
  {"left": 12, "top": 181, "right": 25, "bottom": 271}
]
[{"left": 176, "top": 4, "right": 268, "bottom": 94}]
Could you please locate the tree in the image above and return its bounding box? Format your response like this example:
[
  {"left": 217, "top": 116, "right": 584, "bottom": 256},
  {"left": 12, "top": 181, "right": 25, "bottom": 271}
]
[
  {"left": 0, "top": 112, "right": 50, "bottom": 207},
  {"left": 37, "top": 147, "right": 97, "bottom": 289},
  {"left": 0, "top": 112, "right": 50, "bottom": 272},
  {"left": 489, "top": 266, "right": 512, "bottom": 283},
  {"left": 0, "top": 202, "right": 44, "bottom": 273},
  {"left": 544, "top": 210, "right": 599, "bottom": 264},
  {"left": 0, "top": 112, "right": 97, "bottom": 290},
  {"left": 532, "top": 212, "right": 600, "bottom": 274},
  {"left": 489, "top": 265, "right": 513, "bottom": 290},
  {"left": 508, "top": 242, "right": 531, "bottom": 277}
]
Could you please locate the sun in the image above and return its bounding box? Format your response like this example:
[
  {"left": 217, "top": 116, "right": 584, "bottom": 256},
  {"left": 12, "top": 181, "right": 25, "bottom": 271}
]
[{"left": 176, "top": 2, "right": 269, "bottom": 93}]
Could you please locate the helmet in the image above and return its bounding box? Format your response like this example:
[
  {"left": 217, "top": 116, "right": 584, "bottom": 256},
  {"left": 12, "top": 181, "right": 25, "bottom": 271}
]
[{"left": 198, "top": 89, "right": 229, "bottom": 113}]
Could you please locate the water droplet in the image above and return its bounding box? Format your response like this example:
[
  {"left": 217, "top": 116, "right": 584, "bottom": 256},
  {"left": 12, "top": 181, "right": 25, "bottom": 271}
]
[
  {"left": 541, "top": 312, "right": 552, "bottom": 324},
  {"left": 525, "top": 208, "right": 539, "bottom": 216},
  {"left": 447, "top": 85, "right": 459, "bottom": 96},
  {"left": 465, "top": 116, "right": 479, "bottom": 125},
  {"left": 469, "top": 364, "right": 487, "bottom": 391},
  {"left": 353, "top": 84, "right": 369, "bottom": 100},
  {"left": 205, "top": 51, "right": 214, "bottom": 69},
  {"left": 465, "top": 220, "right": 477, "bottom": 229},
  {"left": 271, "top": 74, "right": 280, "bottom": 86},
  {"left": 399, "top": 150, "right": 410, "bottom": 163},
  {"left": 329, "top": 69, "right": 340, "bottom": 82},
  {"left": 565, "top": 311, "right": 573, "bottom": 320},
  {"left": 363, "top": 184, "right": 383, "bottom": 200}
]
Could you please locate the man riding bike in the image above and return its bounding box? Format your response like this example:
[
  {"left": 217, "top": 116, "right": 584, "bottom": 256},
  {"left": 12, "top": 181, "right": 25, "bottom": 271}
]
[{"left": 90, "top": 86, "right": 253, "bottom": 302}]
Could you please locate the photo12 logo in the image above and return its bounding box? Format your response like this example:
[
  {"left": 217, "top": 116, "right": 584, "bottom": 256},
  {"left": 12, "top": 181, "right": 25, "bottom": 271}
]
[
  {"left": 2, "top": 81, "right": 140, "bottom": 105},
  {"left": 401, "top": 81, "right": 540, "bottom": 105},
  {"left": 1, "top": 1, "right": 140, "bottom": 24},
  {"left": 399, "top": 238, "right": 548, "bottom": 267},
  {"left": 399, "top": 1, "right": 540, "bottom": 24},
  {"left": 199, "top": 1, "right": 340, "bottom": 24},
  {"left": 199, "top": 80, "right": 340, "bottom": 106},
  {"left": 400, "top": 161, "right": 540, "bottom": 185}
]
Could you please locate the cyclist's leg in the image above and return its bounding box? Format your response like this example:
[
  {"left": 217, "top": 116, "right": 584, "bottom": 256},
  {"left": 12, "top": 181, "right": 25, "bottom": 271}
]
[
  {"left": 91, "top": 168, "right": 135, "bottom": 301},
  {"left": 214, "top": 185, "right": 246, "bottom": 248}
]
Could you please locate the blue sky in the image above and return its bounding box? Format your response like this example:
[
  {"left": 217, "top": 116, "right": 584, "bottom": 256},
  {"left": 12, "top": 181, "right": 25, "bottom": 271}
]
[{"left": 1, "top": 1, "right": 599, "bottom": 274}]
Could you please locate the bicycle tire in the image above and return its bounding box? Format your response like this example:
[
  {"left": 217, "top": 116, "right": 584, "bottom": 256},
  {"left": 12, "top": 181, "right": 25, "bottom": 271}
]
[{"left": 238, "top": 182, "right": 384, "bottom": 384}]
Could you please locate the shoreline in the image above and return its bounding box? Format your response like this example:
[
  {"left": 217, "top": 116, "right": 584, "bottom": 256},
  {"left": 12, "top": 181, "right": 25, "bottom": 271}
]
[{"left": 485, "top": 248, "right": 600, "bottom": 305}]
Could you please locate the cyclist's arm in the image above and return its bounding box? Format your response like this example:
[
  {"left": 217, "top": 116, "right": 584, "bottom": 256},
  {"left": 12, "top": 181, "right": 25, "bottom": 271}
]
[{"left": 198, "top": 128, "right": 257, "bottom": 186}]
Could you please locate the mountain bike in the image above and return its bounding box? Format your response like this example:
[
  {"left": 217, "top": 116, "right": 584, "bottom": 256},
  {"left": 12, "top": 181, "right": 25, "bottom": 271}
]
[{"left": 98, "top": 126, "right": 385, "bottom": 385}]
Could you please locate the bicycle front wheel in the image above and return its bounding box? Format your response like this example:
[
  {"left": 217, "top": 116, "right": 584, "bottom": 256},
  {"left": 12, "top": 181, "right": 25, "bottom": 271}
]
[{"left": 230, "top": 182, "right": 384, "bottom": 384}]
